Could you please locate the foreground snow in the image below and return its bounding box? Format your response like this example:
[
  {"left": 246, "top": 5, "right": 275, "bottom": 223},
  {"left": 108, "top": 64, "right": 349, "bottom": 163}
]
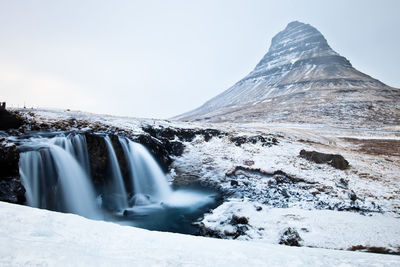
[
  {"left": 1, "top": 202, "right": 399, "bottom": 267},
  {"left": 201, "top": 200, "right": 400, "bottom": 251}
]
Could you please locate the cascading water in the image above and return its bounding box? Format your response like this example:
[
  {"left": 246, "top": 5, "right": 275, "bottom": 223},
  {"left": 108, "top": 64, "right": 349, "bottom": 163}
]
[
  {"left": 19, "top": 134, "right": 101, "bottom": 219},
  {"left": 119, "top": 137, "right": 172, "bottom": 205},
  {"left": 119, "top": 137, "right": 216, "bottom": 219},
  {"left": 104, "top": 136, "right": 128, "bottom": 211},
  {"left": 52, "top": 134, "right": 91, "bottom": 175},
  {"left": 18, "top": 132, "right": 218, "bottom": 234}
]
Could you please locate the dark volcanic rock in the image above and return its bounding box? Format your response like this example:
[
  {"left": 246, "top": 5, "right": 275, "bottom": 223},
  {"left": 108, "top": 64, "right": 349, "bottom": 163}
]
[
  {"left": 299, "top": 149, "right": 349, "bottom": 170},
  {"left": 142, "top": 125, "right": 226, "bottom": 142},
  {"left": 279, "top": 227, "right": 302, "bottom": 246},
  {"left": 164, "top": 141, "right": 185, "bottom": 157},
  {"left": 230, "top": 215, "right": 249, "bottom": 225},
  {"left": 0, "top": 139, "right": 20, "bottom": 177},
  {"left": 0, "top": 139, "right": 25, "bottom": 204},
  {"left": 85, "top": 133, "right": 109, "bottom": 186},
  {"left": 230, "top": 135, "right": 278, "bottom": 147},
  {"left": 230, "top": 180, "right": 238, "bottom": 186},
  {"left": 0, "top": 109, "right": 24, "bottom": 130},
  {"left": 0, "top": 176, "right": 26, "bottom": 204},
  {"left": 348, "top": 190, "right": 357, "bottom": 201}
]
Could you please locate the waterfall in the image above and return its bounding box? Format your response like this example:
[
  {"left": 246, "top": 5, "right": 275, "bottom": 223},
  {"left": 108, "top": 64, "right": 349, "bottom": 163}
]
[
  {"left": 119, "top": 137, "right": 172, "bottom": 205},
  {"left": 51, "top": 134, "right": 91, "bottom": 175},
  {"left": 104, "top": 136, "right": 128, "bottom": 210},
  {"left": 19, "top": 135, "right": 101, "bottom": 219},
  {"left": 19, "top": 132, "right": 216, "bottom": 232},
  {"left": 49, "top": 144, "right": 100, "bottom": 219},
  {"left": 20, "top": 151, "right": 43, "bottom": 208}
]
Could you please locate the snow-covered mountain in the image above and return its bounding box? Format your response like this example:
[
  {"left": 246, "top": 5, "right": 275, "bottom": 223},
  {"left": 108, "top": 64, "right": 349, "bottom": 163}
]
[{"left": 175, "top": 21, "right": 400, "bottom": 127}]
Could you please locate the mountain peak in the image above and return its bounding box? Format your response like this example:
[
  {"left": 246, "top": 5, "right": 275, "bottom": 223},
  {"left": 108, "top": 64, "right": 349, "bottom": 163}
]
[
  {"left": 258, "top": 21, "right": 339, "bottom": 72},
  {"left": 286, "top": 20, "right": 305, "bottom": 28},
  {"left": 174, "top": 21, "right": 399, "bottom": 127},
  {"left": 269, "top": 21, "right": 329, "bottom": 51}
]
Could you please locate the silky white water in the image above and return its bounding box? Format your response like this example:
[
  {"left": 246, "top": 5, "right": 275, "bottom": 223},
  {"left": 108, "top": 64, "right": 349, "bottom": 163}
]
[
  {"left": 20, "top": 134, "right": 101, "bottom": 219},
  {"left": 19, "top": 133, "right": 217, "bottom": 233},
  {"left": 104, "top": 136, "right": 128, "bottom": 210},
  {"left": 119, "top": 137, "right": 172, "bottom": 205}
]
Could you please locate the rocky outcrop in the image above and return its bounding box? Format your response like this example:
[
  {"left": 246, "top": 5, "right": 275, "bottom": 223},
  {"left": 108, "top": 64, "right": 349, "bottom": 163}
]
[
  {"left": 85, "top": 133, "right": 109, "bottom": 187},
  {"left": 230, "top": 215, "right": 249, "bottom": 225},
  {"left": 0, "top": 139, "right": 25, "bottom": 204},
  {"left": 279, "top": 227, "right": 302, "bottom": 247},
  {"left": 224, "top": 166, "right": 379, "bottom": 213},
  {"left": 299, "top": 149, "right": 349, "bottom": 170},
  {"left": 0, "top": 109, "right": 24, "bottom": 131},
  {"left": 229, "top": 135, "right": 278, "bottom": 147},
  {"left": 142, "top": 125, "right": 226, "bottom": 142}
]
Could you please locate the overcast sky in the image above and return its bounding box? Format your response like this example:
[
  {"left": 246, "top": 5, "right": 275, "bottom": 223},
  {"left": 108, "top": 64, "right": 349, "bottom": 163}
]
[{"left": 1, "top": 0, "right": 399, "bottom": 119}]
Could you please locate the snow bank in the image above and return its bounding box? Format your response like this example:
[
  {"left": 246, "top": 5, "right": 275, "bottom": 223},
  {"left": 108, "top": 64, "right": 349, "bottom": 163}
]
[
  {"left": 201, "top": 199, "right": 400, "bottom": 251},
  {"left": 1, "top": 202, "right": 399, "bottom": 266}
]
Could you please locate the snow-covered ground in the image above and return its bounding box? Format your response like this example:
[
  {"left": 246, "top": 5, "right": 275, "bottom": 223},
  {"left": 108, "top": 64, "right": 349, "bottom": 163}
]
[
  {"left": 201, "top": 200, "right": 400, "bottom": 251},
  {"left": 7, "top": 108, "right": 400, "bottom": 255},
  {"left": 1, "top": 201, "right": 399, "bottom": 267}
]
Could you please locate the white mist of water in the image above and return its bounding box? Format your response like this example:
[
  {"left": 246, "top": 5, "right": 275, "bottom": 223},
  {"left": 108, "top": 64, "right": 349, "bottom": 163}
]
[{"left": 104, "top": 136, "right": 128, "bottom": 210}]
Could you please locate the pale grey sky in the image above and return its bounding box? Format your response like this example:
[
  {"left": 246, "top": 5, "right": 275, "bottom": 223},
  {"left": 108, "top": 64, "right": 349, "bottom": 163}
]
[{"left": 1, "top": 0, "right": 399, "bottom": 119}]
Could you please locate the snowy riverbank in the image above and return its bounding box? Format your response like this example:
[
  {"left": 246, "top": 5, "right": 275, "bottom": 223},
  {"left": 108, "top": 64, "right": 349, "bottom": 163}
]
[{"left": 1, "top": 201, "right": 399, "bottom": 266}]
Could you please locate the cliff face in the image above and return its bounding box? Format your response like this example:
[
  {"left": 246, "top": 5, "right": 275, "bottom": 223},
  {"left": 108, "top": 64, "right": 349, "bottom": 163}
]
[{"left": 175, "top": 21, "right": 400, "bottom": 127}]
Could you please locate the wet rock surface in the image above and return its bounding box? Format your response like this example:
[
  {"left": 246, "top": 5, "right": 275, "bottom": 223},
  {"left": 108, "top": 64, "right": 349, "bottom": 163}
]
[
  {"left": 299, "top": 149, "right": 349, "bottom": 170},
  {"left": 85, "top": 133, "right": 109, "bottom": 187}
]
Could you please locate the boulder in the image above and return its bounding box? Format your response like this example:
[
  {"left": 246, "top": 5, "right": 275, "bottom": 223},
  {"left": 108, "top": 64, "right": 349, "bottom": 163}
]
[
  {"left": 299, "top": 149, "right": 349, "bottom": 170},
  {"left": 279, "top": 227, "right": 302, "bottom": 246},
  {"left": 230, "top": 215, "right": 249, "bottom": 225}
]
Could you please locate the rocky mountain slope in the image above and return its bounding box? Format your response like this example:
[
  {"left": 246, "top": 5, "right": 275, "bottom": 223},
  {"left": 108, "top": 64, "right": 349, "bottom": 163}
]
[{"left": 174, "top": 21, "right": 400, "bottom": 128}]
